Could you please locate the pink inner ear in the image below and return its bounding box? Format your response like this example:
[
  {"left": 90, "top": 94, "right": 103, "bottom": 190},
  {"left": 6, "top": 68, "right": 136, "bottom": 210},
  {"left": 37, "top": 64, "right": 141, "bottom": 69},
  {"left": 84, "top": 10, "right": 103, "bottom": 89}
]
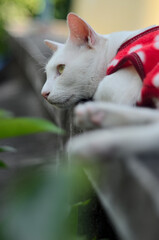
[
  {"left": 44, "top": 40, "right": 64, "bottom": 52},
  {"left": 67, "top": 13, "right": 95, "bottom": 46},
  {"left": 44, "top": 40, "right": 58, "bottom": 51}
]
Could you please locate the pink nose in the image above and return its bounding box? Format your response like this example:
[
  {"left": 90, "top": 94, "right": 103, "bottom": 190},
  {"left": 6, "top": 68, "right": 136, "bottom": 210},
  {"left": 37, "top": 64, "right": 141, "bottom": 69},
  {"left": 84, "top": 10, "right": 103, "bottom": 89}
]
[{"left": 42, "top": 91, "right": 50, "bottom": 99}]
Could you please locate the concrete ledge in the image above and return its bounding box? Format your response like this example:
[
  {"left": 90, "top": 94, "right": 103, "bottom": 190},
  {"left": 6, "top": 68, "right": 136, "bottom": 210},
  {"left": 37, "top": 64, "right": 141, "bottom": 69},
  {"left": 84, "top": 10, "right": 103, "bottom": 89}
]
[{"left": 86, "top": 155, "right": 159, "bottom": 240}]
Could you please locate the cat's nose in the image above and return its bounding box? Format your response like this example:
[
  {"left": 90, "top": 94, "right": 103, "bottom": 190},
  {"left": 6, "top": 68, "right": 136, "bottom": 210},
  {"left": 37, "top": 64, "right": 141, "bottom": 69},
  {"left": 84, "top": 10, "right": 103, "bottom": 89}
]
[{"left": 41, "top": 91, "right": 50, "bottom": 99}]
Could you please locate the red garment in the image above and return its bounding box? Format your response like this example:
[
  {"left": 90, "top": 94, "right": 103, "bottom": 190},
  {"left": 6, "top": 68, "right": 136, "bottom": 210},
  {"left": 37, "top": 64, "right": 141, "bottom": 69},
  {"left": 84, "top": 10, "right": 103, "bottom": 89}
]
[{"left": 106, "top": 26, "right": 159, "bottom": 108}]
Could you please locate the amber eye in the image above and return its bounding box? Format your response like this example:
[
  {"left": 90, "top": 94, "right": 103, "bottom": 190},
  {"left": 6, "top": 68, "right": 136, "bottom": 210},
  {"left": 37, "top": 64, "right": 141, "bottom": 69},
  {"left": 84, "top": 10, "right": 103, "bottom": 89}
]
[{"left": 57, "top": 64, "right": 65, "bottom": 75}]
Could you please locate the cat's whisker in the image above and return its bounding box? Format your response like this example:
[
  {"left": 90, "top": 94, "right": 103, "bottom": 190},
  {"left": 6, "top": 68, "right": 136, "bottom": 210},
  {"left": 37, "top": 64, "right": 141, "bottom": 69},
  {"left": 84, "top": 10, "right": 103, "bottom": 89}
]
[{"left": 37, "top": 65, "right": 46, "bottom": 73}]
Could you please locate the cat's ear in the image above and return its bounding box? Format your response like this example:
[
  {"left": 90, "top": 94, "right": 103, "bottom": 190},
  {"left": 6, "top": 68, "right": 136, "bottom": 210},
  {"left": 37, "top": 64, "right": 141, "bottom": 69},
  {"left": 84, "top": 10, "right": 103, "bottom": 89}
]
[
  {"left": 44, "top": 40, "right": 63, "bottom": 52},
  {"left": 67, "top": 13, "right": 98, "bottom": 48}
]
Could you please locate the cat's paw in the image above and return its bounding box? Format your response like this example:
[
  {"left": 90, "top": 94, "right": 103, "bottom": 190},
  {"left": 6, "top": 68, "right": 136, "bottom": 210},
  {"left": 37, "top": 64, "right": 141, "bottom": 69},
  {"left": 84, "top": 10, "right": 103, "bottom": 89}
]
[
  {"left": 74, "top": 102, "right": 106, "bottom": 129},
  {"left": 75, "top": 101, "right": 159, "bottom": 129}
]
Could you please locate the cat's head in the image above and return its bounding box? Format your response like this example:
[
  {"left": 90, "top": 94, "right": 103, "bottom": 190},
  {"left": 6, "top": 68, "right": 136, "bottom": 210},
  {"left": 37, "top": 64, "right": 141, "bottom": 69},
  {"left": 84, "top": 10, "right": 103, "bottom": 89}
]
[{"left": 41, "top": 13, "right": 106, "bottom": 108}]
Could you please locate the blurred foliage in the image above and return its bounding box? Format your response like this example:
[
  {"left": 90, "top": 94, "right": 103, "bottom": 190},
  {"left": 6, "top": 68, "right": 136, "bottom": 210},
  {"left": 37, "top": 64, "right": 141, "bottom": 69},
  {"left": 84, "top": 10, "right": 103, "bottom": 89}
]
[
  {"left": 0, "top": 160, "right": 7, "bottom": 168},
  {"left": 0, "top": 164, "right": 93, "bottom": 240},
  {"left": 52, "top": 0, "right": 71, "bottom": 19},
  {"left": 0, "top": 108, "right": 63, "bottom": 166},
  {"left": 0, "top": 0, "right": 44, "bottom": 55},
  {"left": 0, "top": 109, "right": 63, "bottom": 139},
  {"left": 0, "top": 0, "right": 70, "bottom": 55},
  {"left": 0, "top": 0, "right": 44, "bottom": 23},
  {"left": 0, "top": 117, "right": 64, "bottom": 139}
]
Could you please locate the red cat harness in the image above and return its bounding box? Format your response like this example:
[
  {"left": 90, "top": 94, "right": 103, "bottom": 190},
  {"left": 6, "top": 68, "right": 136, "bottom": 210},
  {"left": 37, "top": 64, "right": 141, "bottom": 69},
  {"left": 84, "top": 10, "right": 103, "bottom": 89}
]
[{"left": 106, "top": 26, "right": 159, "bottom": 108}]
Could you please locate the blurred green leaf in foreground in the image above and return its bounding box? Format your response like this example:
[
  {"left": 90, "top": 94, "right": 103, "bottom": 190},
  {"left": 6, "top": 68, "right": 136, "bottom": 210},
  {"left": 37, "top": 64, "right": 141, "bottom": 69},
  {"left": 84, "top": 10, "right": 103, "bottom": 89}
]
[
  {"left": 0, "top": 109, "right": 64, "bottom": 138},
  {"left": 0, "top": 117, "right": 64, "bottom": 139},
  {"left": 0, "top": 108, "right": 64, "bottom": 166},
  {"left": 0, "top": 164, "right": 93, "bottom": 240}
]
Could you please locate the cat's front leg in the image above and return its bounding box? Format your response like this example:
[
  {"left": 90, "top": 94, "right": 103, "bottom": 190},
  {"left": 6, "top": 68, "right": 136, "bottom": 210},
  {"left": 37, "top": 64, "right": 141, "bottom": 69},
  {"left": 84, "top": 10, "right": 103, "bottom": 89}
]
[
  {"left": 67, "top": 123, "right": 159, "bottom": 161},
  {"left": 94, "top": 66, "right": 142, "bottom": 105}
]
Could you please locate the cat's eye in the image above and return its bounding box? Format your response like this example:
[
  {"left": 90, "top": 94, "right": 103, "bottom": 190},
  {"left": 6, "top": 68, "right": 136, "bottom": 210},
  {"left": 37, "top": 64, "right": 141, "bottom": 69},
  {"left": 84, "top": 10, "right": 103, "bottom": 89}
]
[{"left": 57, "top": 64, "right": 65, "bottom": 75}]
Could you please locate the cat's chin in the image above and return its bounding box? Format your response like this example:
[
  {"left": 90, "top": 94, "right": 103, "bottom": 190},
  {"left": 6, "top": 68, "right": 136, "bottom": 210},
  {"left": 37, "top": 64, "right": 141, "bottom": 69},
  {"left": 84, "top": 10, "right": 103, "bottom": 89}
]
[
  {"left": 47, "top": 95, "right": 75, "bottom": 109},
  {"left": 47, "top": 96, "right": 93, "bottom": 109}
]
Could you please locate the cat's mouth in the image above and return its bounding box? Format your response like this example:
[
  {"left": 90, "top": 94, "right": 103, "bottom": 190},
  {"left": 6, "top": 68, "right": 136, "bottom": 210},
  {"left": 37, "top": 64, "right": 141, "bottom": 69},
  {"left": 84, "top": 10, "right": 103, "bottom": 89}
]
[
  {"left": 48, "top": 95, "right": 75, "bottom": 108},
  {"left": 48, "top": 95, "right": 93, "bottom": 109}
]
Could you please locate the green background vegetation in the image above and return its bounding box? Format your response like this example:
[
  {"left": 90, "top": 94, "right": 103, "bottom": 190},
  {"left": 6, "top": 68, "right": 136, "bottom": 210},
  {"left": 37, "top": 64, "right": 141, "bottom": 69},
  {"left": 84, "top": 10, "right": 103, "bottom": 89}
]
[{"left": 0, "top": 0, "right": 71, "bottom": 54}]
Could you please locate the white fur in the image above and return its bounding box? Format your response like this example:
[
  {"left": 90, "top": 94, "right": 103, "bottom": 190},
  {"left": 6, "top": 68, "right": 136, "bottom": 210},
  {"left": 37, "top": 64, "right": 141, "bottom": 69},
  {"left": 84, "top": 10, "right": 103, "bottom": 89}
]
[
  {"left": 74, "top": 101, "right": 159, "bottom": 129},
  {"left": 41, "top": 13, "right": 148, "bottom": 108},
  {"left": 94, "top": 66, "right": 142, "bottom": 105}
]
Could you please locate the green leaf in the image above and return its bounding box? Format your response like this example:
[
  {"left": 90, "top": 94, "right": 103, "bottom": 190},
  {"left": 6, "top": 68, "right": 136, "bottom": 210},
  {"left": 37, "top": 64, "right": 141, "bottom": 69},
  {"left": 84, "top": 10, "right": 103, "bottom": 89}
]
[
  {"left": 0, "top": 117, "right": 64, "bottom": 139},
  {"left": 2, "top": 167, "right": 71, "bottom": 240},
  {"left": 0, "top": 146, "right": 17, "bottom": 153},
  {"left": 67, "top": 199, "right": 91, "bottom": 238},
  {"left": 72, "top": 199, "right": 91, "bottom": 208},
  {"left": 0, "top": 165, "right": 92, "bottom": 240},
  {"left": 67, "top": 205, "right": 78, "bottom": 238},
  {"left": 0, "top": 160, "right": 7, "bottom": 168}
]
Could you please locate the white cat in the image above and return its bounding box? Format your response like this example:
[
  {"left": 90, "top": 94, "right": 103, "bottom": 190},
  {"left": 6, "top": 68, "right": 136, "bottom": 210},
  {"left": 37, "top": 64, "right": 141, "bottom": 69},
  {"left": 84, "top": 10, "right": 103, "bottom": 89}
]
[
  {"left": 42, "top": 13, "right": 159, "bottom": 159},
  {"left": 41, "top": 12, "right": 143, "bottom": 108}
]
